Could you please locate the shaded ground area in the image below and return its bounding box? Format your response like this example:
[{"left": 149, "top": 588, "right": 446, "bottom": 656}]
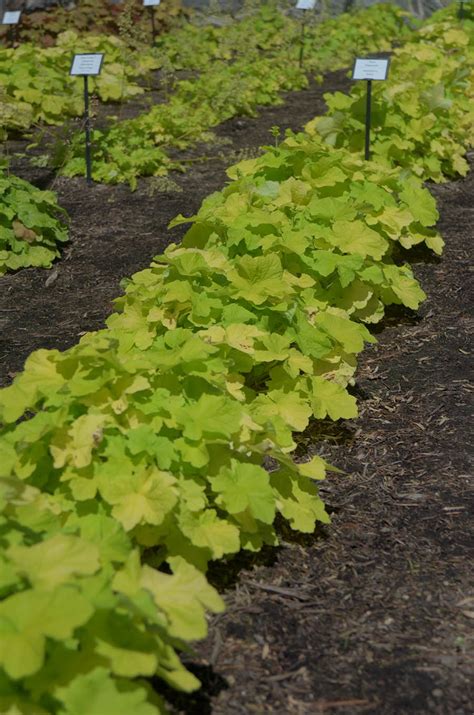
[
  {"left": 0, "top": 70, "right": 350, "bottom": 385},
  {"left": 166, "top": 164, "right": 473, "bottom": 714}
]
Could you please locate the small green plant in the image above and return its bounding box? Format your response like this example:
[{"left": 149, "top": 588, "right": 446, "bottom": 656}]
[
  {"left": 145, "top": 176, "right": 183, "bottom": 196},
  {"left": 270, "top": 125, "right": 281, "bottom": 146}
]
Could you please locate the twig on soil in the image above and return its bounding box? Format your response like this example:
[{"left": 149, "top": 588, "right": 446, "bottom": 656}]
[{"left": 244, "top": 580, "right": 313, "bottom": 601}]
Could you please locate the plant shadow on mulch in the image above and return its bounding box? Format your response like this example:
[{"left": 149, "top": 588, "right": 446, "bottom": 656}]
[{"left": 153, "top": 665, "right": 229, "bottom": 715}]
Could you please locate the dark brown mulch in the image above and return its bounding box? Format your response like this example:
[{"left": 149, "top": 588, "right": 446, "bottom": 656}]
[
  {"left": 163, "top": 163, "right": 474, "bottom": 715},
  {"left": 0, "top": 71, "right": 350, "bottom": 386}
]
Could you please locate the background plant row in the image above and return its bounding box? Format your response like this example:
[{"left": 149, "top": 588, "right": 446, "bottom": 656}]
[
  {"left": 60, "top": 3, "right": 414, "bottom": 186},
  {"left": 305, "top": 5, "right": 474, "bottom": 181},
  {"left": 0, "top": 3, "right": 410, "bottom": 141},
  {"left": 0, "top": 3, "right": 411, "bottom": 274},
  {"left": 0, "top": 0, "right": 190, "bottom": 48},
  {"left": 0, "top": 32, "right": 159, "bottom": 139},
  {"left": 0, "top": 5, "right": 473, "bottom": 715},
  {"left": 0, "top": 5, "right": 410, "bottom": 272}
]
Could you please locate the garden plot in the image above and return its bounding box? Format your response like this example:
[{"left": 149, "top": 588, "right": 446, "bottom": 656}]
[
  {"left": 0, "top": 4, "right": 472, "bottom": 715},
  {"left": 0, "top": 71, "right": 350, "bottom": 384},
  {"left": 173, "top": 161, "right": 473, "bottom": 715}
]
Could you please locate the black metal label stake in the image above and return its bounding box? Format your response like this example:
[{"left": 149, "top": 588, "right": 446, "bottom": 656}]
[
  {"left": 458, "top": 0, "right": 471, "bottom": 20},
  {"left": 365, "top": 78, "right": 372, "bottom": 162},
  {"left": 351, "top": 57, "right": 390, "bottom": 161},
  {"left": 70, "top": 53, "right": 105, "bottom": 185},
  {"left": 83, "top": 75, "right": 92, "bottom": 184},
  {"left": 143, "top": 0, "right": 161, "bottom": 43},
  {"left": 2, "top": 10, "right": 22, "bottom": 47},
  {"left": 296, "top": 0, "right": 316, "bottom": 69},
  {"left": 299, "top": 17, "right": 306, "bottom": 68}
]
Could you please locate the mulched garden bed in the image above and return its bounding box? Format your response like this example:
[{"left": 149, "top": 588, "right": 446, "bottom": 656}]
[
  {"left": 1, "top": 67, "right": 472, "bottom": 715},
  {"left": 166, "top": 162, "right": 474, "bottom": 715},
  {"left": 0, "top": 70, "right": 350, "bottom": 385}
]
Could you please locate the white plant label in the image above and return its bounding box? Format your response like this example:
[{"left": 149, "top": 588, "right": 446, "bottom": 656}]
[
  {"left": 296, "top": 0, "right": 316, "bottom": 9},
  {"left": 352, "top": 58, "right": 390, "bottom": 81},
  {"left": 144, "top": 0, "right": 161, "bottom": 6},
  {"left": 70, "top": 54, "right": 104, "bottom": 77},
  {"left": 2, "top": 10, "right": 21, "bottom": 24}
]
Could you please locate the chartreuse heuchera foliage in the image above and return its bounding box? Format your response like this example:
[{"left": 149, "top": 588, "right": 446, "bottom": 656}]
[
  {"left": 1, "top": 6, "right": 473, "bottom": 715},
  {"left": 306, "top": 11, "right": 474, "bottom": 181},
  {"left": 0, "top": 171, "right": 68, "bottom": 274},
  {"left": 0, "top": 2, "right": 411, "bottom": 146},
  {"left": 62, "top": 3, "right": 413, "bottom": 187},
  {"left": 154, "top": 1, "right": 412, "bottom": 74},
  {"left": 0, "top": 32, "right": 159, "bottom": 138}
]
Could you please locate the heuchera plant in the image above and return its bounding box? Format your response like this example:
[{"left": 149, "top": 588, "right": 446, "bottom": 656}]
[
  {"left": 305, "top": 20, "right": 474, "bottom": 181},
  {"left": 0, "top": 171, "right": 68, "bottom": 274}
]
